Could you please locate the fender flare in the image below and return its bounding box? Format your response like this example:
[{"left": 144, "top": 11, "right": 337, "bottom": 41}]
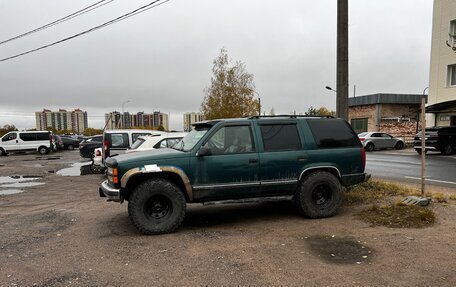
[{"left": 121, "top": 165, "right": 193, "bottom": 201}]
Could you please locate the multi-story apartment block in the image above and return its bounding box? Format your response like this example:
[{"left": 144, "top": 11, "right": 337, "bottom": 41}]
[
  {"left": 183, "top": 112, "right": 204, "bottom": 132},
  {"left": 35, "top": 108, "right": 88, "bottom": 134},
  {"left": 104, "top": 111, "right": 169, "bottom": 130},
  {"left": 427, "top": 0, "right": 456, "bottom": 126}
]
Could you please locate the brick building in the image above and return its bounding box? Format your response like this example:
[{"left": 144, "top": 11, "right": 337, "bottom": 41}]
[{"left": 348, "top": 94, "right": 425, "bottom": 141}]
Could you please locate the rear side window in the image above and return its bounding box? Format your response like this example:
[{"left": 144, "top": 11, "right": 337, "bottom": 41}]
[
  {"left": 20, "top": 133, "right": 37, "bottom": 141},
  {"left": 307, "top": 119, "right": 360, "bottom": 148},
  {"left": 36, "top": 133, "right": 50, "bottom": 141},
  {"left": 260, "top": 124, "right": 301, "bottom": 152},
  {"left": 110, "top": 133, "right": 129, "bottom": 148}
]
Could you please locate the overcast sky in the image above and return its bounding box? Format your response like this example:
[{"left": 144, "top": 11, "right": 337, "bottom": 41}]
[{"left": 0, "top": 0, "right": 433, "bottom": 131}]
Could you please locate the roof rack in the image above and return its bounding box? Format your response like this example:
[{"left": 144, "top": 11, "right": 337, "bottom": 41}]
[{"left": 247, "top": 114, "right": 335, "bottom": 119}]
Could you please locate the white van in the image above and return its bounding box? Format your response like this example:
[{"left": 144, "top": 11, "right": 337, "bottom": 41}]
[
  {"left": 0, "top": 131, "right": 52, "bottom": 155},
  {"left": 102, "top": 129, "right": 164, "bottom": 160}
]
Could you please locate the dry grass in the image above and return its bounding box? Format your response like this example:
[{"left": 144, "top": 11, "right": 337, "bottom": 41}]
[
  {"left": 344, "top": 179, "right": 455, "bottom": 205},
  {"left": 355, "top": 202, "right": 435, "bottom": 228},
  {"left": 344, "top": 179, "right": 420, "bottom": 205}
]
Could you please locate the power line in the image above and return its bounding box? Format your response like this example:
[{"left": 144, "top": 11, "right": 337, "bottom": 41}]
[
  {"left": 0, "top": 0, "right": 113, "bottom": 46},
  {"left": 0, "top": 0, "right": 170, "bottom": 62}
]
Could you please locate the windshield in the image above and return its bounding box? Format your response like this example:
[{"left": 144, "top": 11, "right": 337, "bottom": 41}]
[
  {"left": 173, "top": 126, "right": 211, "bottom": 151},
  {"left": 130, "top": 138, "right": 145, "bottom": 150}
]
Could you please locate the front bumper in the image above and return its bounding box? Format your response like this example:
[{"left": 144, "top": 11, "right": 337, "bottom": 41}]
[{"left": 99, "top": 180, "right": 122, "bottom": 202}]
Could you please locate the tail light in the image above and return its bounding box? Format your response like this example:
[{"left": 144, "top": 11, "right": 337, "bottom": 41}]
[
  {"left": 96, "top": 149, "right": 101, "bottom": 157},
  {"left": 359, "top": 137, "right": 365, "bottom": 142},
  {"left": 104, "top": 139, "right": 109, "bottom": 158},
  {"left": 361, "top": 147, "right": 366, "bottom": 170}
]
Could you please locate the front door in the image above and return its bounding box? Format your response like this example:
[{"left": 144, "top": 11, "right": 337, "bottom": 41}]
[
  {"left": 1, "top": 132, "right": 19, "bottom": 152},
  {"left": 191, "top": 124, "right": 260, "bottom": 201}
]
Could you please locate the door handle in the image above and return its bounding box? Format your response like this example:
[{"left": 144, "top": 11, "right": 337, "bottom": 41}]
[
  {"left": 16, "top": 140, "right": 18, "bottom": 143},
  {"left": 297, "top": 156, "right": 308, "bottom": 162},
  {"left": 249, "top": 158, "right": 258, "bottom": 164}
]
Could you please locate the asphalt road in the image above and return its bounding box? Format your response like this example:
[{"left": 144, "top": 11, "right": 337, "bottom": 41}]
[{"left": 365, "top": 148, "right": 456, "bottom": 188}]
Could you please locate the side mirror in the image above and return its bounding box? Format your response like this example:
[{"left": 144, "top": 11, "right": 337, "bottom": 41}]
[{"left": 197, "top": 146, "right": 212, "bottom": 157}]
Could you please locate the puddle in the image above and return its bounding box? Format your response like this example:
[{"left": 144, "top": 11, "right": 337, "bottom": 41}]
[
  {"left": 56, "top": 162, "right": 92, "bottom": 176},
  {"left": 0, "top": 176, "right": 44, "bottom": 195},
  {"left": 306, "top": 235, "right": 373, "bottom": 264}
]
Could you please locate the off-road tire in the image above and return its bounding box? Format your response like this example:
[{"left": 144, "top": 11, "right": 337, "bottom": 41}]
[
  {"left": 365, "top": 142, "right": 374, "bottom": 151},
  {"left": 128, "top": 178, "right": 186, "bottom": 235},
  {"left": 293, "top": 171, "right": 343, "bottom": 218},
  {"left": 38, "top": 146, "right": 48, "bottom": 155},
  {"left": 441, "top": 145, "right": 453, "bottom": 155},
  {"left": 395, "top": 141, "right": 404, "bottom": 150}
]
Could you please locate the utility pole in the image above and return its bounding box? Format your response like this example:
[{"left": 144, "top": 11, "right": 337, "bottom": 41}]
[{"left": 336, "top": 0, "right": 349, "bottom": 121}]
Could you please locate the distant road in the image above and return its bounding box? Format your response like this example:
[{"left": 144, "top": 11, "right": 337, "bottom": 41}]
[{"left": 365, "top": 149, "right": 456, "bottom": 189}]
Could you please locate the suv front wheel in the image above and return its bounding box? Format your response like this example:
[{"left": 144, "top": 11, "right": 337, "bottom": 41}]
[
  {"left": 294, "top": 171, "right": 343, "bottom": 218},
  {"left": 128, "top": 178, "right": 186, "bottom": 235}
]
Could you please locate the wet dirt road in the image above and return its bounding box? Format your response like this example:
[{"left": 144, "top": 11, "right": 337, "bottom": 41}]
[{"left": 1, "top": 151, "right": 456, "bottom": 286}]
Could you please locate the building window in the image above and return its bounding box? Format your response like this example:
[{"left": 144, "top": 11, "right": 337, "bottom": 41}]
[
  {"left": 350, "top": 118, "right": 368, "bottom": 133},
  {"left": 450, "top": 20, "right": 456, "bottom": 45},
  {"left": 448, "top": 64, "right": 456, "bottom": 87}
]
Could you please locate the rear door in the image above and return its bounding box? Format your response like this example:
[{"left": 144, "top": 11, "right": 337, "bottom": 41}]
[
  {"left": 257, "top": 120, "right": 304, "bottom": 196},
  {"left": 107, "top": 132, "right": 129, "bottom": 157}
]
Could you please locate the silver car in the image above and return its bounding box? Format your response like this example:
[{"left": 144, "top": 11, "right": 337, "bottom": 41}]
[{"left": 358, "top": 132, "right": 404, "bottom": 151}]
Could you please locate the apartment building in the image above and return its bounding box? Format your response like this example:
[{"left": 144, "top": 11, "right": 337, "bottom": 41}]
[
  {"left": 183, "top": 112, "right": 204, "bottom": 132},
  {"left": 105, "top": 111, "right": 169, "bottom": 130},
  {"left": 35, "top": 108, "right": 88, "bottom": 134},
  {"left": 427, "top": 0, "right": 456, "bottom": 126}
]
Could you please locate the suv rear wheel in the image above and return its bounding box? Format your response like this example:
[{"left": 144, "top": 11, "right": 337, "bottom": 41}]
[
  {"left": 294, "top": 171, "right": 343, "bottom": 218},
  {"left": 441, "top": 144, "right": 453, "bottom": 155},
  {"left": 128, "top": 178, "right": 186, "bottom": 235}
]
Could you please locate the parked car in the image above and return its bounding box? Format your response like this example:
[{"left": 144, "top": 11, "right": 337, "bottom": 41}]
[
  {"left": 413, "top": 126, "right": 456, "bottom": 155},
  {"left": 127, "top": 132, "right": 187, "bottom": 153},
  {"left": 79, "top": 135, "right": 103, "bottom": 158},
  {"left": 102, "top": 129, "right": 164, "bottom": 160},
  {"left": 52, "top": 135, "right": 64, "bottom": 150},
  {"left": 358, "top": 132, "right": 404, "bottom": 151},
  {"left": 0, "top": 131, "right": 52, "bottom": 155},
  {"left": 92, "top": 132, "right": 187, "bottom": 169},
  {"left": 60, "top": 136, "right": 80, "bottom": 150},
  {"left": 100, "top": 116, "right": 369, "bottom": 235}
]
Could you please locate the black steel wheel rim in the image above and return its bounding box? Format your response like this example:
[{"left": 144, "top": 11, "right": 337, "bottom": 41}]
[
  {"left": 144, "top": 195, "right": 172, "bottom": 220},
  {"left": 312, "top": 184, "right": 332, "bottom": 206}
]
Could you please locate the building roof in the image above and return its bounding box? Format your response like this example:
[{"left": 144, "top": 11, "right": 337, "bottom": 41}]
[
  {"left": 425, "top": 99, "right": 456, "bottom": 112},
  {"left": 348, "top": 93, "right": 426, "bottom": 107}
]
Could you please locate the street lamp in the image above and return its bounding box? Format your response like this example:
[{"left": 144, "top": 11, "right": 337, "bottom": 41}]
[
  {"left": 121, "top": 100, "right": 131, "bottom": 129},
  {"left": 251, "top": 90, "right": 261, "bottom": 116},
  {"left": 325, "top": 86, "right": 337, "bottom": 93}
]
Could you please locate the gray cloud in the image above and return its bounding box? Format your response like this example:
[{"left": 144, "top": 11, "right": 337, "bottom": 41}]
[{"left": 0, "top": 0, "right": 433, "bottom": 130}]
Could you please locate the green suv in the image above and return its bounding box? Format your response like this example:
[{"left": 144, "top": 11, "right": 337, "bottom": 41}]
[{"left": 99, "top": 116, "right": 368, "bottom": 234}]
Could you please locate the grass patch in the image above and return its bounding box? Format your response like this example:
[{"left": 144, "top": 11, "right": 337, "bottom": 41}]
[
  {"left": 344, "top": 179, "right": 420, "bottom": 205},
  {"left": 355, "top": 203, "right": 435, "bottom": 228}
]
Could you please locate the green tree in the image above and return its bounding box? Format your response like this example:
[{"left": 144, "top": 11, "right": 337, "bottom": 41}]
[
  {"left": 0, "top": 124, "right": 17, "bottom": 137},
  {"left": 83, "top": 128, "right": 103, "bottom": 136},
  {"left": 305, "top": 106, "right": 335, "bottom": 117},
  {"left": 201, "top": 48, "right": 259, "bottom": 120}
]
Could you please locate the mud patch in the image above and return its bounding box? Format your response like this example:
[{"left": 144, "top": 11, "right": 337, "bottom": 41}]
[
  {"left": 306, "top": 235, "right": 373, "bottom": 264},
  {"left": 34, "top": 272, "right": 98, "bottom": 287},
  {"left": 0, "top": 210, "right": 73, "bottom": 252}
]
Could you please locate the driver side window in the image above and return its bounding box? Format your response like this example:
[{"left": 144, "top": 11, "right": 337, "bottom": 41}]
[
  {"left": 203, "top": 126, "right": 253, "bottom": 155},
  {"left": 2, "top": 132, "right": 17, "bottom": 142}
]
